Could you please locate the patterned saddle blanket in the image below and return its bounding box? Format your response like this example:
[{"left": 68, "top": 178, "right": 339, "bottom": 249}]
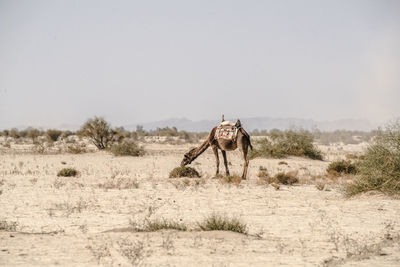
[{"left": 215, "top": 121, "right": 239, "bottom": 141}]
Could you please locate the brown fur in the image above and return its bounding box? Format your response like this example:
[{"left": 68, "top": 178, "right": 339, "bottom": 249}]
[{"left": 181, "top": 122, "right": 253, "bottom": 179}]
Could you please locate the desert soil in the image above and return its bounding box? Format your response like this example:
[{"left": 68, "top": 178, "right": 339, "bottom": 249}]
[{"left": 1, "top": 142, "right": 399, "bottom": 266}]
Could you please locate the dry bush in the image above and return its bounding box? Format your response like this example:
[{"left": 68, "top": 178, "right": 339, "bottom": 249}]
[
  {"left": 257, "top": 169, "right": 298, "bottom": 185},
  {"left": 3, "top": 142, "right": 10, "bottom": 148},
  {"left": 345, "top": 120, "right": 400, "bottom": 196},
  {"left": 257, "top": 168, "right": 273, "bottom": 184},
  {"left": 0, "top": 220, "right": 18, "bottom": 231},
  {"left": 67, "top": 143, "right": 87, "bottom": 154},
  {"left": 52, "top": 198, "right": 89, "bottom": 217},
  {"left": 219, "top": 173, "right": 242, "bottom": 184},
  {"left": 27, "top": 128, "right": 41, "bottom": 142},
  {"left": 316, "top": 183, "right": 326, "bottom": 191},
  {"left": 274, "top": 171, "right": 299, "bottom": 185},
  {"left": 198, "top": 213, "right": 247, "bottom": 234},
  {"left": 170, "top": 178, "right": 205, "bottom": 190},
  {"left": 278, "top": 161, "right": 288, "bottom": 165},
  {"left": 249, "top": 129, "right": 322, "bottom": 160},
  {"left": 109, "top": 141, "right": 145, "bottom": 156},
  {"left": 327, "top": 160, "right": 358, "bottom": 176},
  {"left": 169, "top": 166, "right": 200, "bottom": 178},
  {"left": 60, "top": 130, "right": 74, "bottom": 139},
  {"left": 46, "top": 129, "right": 62, "bottom": 142},
  {"left": 78, "top": 117, "right": 116, "bottom": 150},
  {"left": 9, "top": 128, "right": 20, "bottom": 139},
  {"left": 57, "top": 168, "right": 78, "bottom": 177},
  {"left": 117, "top": 238, "right": 145, "bottom": 265},
  {"left": 345, "top": 153, "right": 360, "bottom": 160},
  {"left": 33, "top": 140, "right": 46, "bottom": 154}
]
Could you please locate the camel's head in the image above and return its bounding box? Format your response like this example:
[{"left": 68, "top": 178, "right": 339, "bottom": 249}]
[{"left": 181, "top": 148, "right": 196, "bottom": 166}]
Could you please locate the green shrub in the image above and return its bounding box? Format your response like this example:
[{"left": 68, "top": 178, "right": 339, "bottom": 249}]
[
  {"left": 198, "top": 214, "right": 247, "bottom": 234},
  {"left": 327, "top": 160, "right": 358, "bottom": 175},
  {"left": 169, "top": 166, "right": 200, "bottom": 178},
  {"left": 46, "top": 129, "right": 62, "bottom": 142},
  {"left": 109, "top": 141, "right": 145, "bottom": 156},
  {"left": 345, "top": 120, "right": 400, "bottom": 196},
  {"left": 249, "top": 130, "right": 322, "bottom": 160},
  {"left": 57, "top": 168, "right": 78, "bottom": 177}
]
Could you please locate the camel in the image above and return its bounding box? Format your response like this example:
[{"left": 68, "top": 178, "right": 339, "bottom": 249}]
[{"left": 181, "top": 117, "right": 253, "bottom": 179}]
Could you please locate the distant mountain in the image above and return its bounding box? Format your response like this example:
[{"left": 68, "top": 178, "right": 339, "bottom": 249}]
[{"left": 124, "top": 117, "right": 378, "bottom": 132}]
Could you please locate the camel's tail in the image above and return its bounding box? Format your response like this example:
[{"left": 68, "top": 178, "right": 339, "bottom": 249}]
[{"left": 240, "top": 128, "right": 253, "bottom": 150}]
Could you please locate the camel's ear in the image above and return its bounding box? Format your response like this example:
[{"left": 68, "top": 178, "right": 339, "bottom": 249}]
[{"left": 235, "top": 119, "right": 241, "bottom": 127}]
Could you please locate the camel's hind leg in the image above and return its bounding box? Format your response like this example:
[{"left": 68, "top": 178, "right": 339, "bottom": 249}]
[
  {"left": 221, "top": 150, "right": 230, "bottom": 176},
  {"left": 241, "top": 145, "right": 249, "bottom": 179},
  {"left": 212, "top": 145, "right": 220, "bottom": 176}
]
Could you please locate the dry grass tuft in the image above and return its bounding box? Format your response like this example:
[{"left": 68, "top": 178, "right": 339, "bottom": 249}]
[
  {"left": 130, "top": 218, "right": 187, "bottom": 232},
  {"left": 197, "top": 213, "right": 247, "bottom": 234},
  {"left": 98, "top": 178, "right": 139, "bottom": 190},
  {"left": 219, "top": 173, "right": 242, "bottom": 184}
]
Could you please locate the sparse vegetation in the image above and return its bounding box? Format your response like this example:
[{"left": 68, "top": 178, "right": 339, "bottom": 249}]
[
  {"left": 218, "top": 173, "right": 242, "bottom": 184},
  {"left": 98, "top": 178, "right": 139, "bottom": 190},
  {"left": 0, "top": 220, "right": 18, "bottom": 232},
  {"left": 109, "top": 141, "right": 145, "bottom": 156},
  {"left": 57, "top": 168, "right": 78, "bottom": 177},
  {"left": 249, "top": 130, "right": 323, "bottom": 160},
  {"left": 169, "top": 166, "right": 200, "bottom": 178},
  {"left": 327, "top": 160, "right": 358, "bottom": 175},
  {"left": 130, "top": 218, "right": 187, "bottom": 232},
  {"left": 198, "top": 214, "right": 247, "bottom": 234},
  {"left": 345, "top": 120, "right": 400, "bottom": 196},
  {"left": 258, "top": 170, "right": 298, "bottom": 185}
]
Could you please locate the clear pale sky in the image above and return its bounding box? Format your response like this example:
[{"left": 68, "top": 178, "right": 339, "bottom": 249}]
[{"left": 0, "top": 0, "right": 399, "bottom": 129}]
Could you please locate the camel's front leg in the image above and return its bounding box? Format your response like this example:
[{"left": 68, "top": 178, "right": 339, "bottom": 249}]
[
  {"left": 221, "top": 150, "right": 230, "bottom": 176},
  {"left": 212, "top": 145, "right": 220, "bottom": 175}
]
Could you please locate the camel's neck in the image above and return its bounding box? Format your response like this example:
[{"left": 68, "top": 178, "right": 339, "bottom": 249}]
[{"left": 189, "top": 139, "right": 210, "bottom": 162}]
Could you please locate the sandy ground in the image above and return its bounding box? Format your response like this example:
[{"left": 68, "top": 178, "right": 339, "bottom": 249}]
[{"left": 0, "top": 141, "right": 399, "bottom": 266}]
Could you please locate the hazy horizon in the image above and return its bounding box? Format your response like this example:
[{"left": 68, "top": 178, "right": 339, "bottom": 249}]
[{"left": 1, "top": 0, "right": 399, "bottom": 129}]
